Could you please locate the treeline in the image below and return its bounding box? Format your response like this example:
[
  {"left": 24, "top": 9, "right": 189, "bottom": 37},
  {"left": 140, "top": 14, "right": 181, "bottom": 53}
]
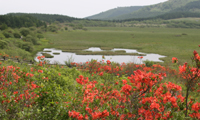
[
  {"left": 0, "top": 14, "right": 46, "bottom": 29},
  {"left": 72, "top": 19, "right": 116, "bottom": 27},
  {"left": 166, "top": 20, "right": 200, "bottom": 29},
  {"left": 153, "top": 12, "right": 200, "bottom": 20},
  {"left": 8, "top": 13, "right": 79, "bottom": 23},
  {"left": 116, "top": 12, "right": 200, "bottom": 22}
]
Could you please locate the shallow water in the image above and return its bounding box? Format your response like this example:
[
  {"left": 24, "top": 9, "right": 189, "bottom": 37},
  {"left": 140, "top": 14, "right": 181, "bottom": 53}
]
[{"left": 35, "top": 47, "right": 166, "bottom": 65}]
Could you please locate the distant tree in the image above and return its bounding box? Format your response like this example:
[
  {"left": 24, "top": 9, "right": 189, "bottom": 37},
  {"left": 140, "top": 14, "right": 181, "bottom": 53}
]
[
  {"left": 25, "top": 35, "right": 38, "bottom": 45},
  {"left": 0, "top": 33, "right": 5, "bottom": 40},
  {"left": 0, "top": 40, "right": 8, "bottom": 49},
  {"left": 20, "top": 28, "right": 30, "bottom": 37},
  {"left": 22, "top": 42, "right": 34, "bottom": 52},
  {"left": 48, "top": 25, "right": 57, "bottom": 32},
  {"left": 44, "top": 23, "right": 47, "bottom": 28},
  {"left": 37, "top": 29, "right": 43, "bottom": 34},
  {"left": 0, "top": 14, "right": 46, "bottom": 28},
  {"left": 6, "top": 28, "right": 14, "bottom": 33},
  {"left": 69, "top": 23, "right": 75, "bottom": 27},
  {"left": 65, "top": 27, "right": 68, "bottom": 30},
  {"left": 0, "top": 23, "right": 8, "bottom": 30},
  {"left": 29, "top": 27, "right": 37, "bottom": 31},
  {"left": 54, "top": 21, "right": 60, "bottom": 24},
  {"left": 40, "top": 26, "right": 47, "bottom": 32},
  {"left": 2, "top": 31, "right": 13, "bottom": 38},
  {"left": 13, "top": 32, "right": 21, "bottom": 38},
  {"left": 37, "top": 34, "right": 44, "bottom": 39}
]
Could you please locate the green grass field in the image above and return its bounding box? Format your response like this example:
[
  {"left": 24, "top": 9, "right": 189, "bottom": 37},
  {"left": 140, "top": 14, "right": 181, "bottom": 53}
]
[{"left": 44, "top": 27, "right": 200, "bottom": 65}]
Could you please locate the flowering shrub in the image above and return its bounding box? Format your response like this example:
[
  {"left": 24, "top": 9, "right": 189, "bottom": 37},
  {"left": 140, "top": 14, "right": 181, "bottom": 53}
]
[
  {"left": 0, "top": 65, "right": 39, "bottom": 119},
  {"left": 68, "top": 48, "right": 200, "bottom": 119},
  {"left": 67, "top": 67, "right": 187, "bottom": 119}
]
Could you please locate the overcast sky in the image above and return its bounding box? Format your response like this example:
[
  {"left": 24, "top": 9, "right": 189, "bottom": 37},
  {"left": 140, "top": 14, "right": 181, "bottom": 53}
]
[{"left": 0, "top": 0, "right": 168, "bottom": 18}]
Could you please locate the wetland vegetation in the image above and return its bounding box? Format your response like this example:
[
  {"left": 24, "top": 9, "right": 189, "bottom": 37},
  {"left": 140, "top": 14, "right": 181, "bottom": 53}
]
[{"left": 44, "top": 26, "right": 200, "bottom": 65}]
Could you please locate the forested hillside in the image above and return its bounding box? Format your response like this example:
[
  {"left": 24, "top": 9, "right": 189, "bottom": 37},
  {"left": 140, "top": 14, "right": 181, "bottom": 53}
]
[
  {"left": 0, "top": 14, "right": 46, "bottom": 29},
  {"left": 8, "top": 13, "right": 79, "bottom": 23},
  {"left": 87, "top": 0, "right": 200, "bottom": 20},
  {"left": 86, "top": 6, "right": 143, "bottom": 20},
  {"left": 170, "top": 0, "right": 200, "bottom": 12}
]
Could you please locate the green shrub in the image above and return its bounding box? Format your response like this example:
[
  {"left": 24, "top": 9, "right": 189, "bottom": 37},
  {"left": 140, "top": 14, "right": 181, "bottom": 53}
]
[
  {"left": 20, "top": 28, "right": 30, "bottom": 37},
  {"left": 6, "top": 28, "right": 14, "bottom": 33},
  {"left": 0, "top": 23, "right": 8, "bottom": 30},
  {"left": 64, "top": 55, "right": 74, "bottom": 67},
  {"left": 83, "top": 28, "right": 88, "bottom": 31},
  {"left": 69, "top": 23, "right": 75, "bottom": 27},
  {"left": 15, "top": 40, "right": 23, "bottom": 48},
  {"left": 143, "top": 60, "right": 154, "bottom": 67},
  {"left": 13, "top": 32, "right": 21, "bottom": 38},
  {"left": 25, "top": 35, "right": 39, "bottom": 45},
  {"left": 37, "top": 30, "right": 43, "bottom": 34},
  {"left": 1, "top": 48, "right": 32, "bottom": 60},
  {"left": 40, "top": 26, "right": 47, "bottom": 32},
  {"left": 0, "top": 33, "right": 5, "bottom": 39},
  {"left": 22, "top": 42, "right": 34, "bottom": 52},
  {"left": 37, "top": 34, "right": 44, "bottom": 39},
  {"left": 0, "top": 40, "right": 8, "bottom": 49},
  {"left": 48, "top": 25, "right": 57, "bottom": 32},
  {"left": 29, "top": 26, "right": 37, "bottom": 31},
  {"left": 2, "top": 31, "right": 13, "bottom": 38}
]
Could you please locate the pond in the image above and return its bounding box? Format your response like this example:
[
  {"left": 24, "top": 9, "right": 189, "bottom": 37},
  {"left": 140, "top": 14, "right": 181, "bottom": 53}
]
[{"left": 35, "top": 47, "right": 166, "bottom": 65}]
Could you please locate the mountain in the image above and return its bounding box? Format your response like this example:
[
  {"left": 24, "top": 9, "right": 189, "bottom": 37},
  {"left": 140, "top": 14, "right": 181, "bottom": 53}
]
[
  {"left": 7, "top": 13, "right": 79, "bottom": 23},
  {"left": 149, "top": 1, "right": 200, "bottom": 20},
  {"left": 86, "top": 6, "right": 143, "bottom": 20},
  {"left": 87, "top": 0, "right": 200, "bottom": 20}
]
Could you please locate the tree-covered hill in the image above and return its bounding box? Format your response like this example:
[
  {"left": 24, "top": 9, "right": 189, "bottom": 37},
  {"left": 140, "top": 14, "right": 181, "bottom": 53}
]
[
  {"left": 8, "top": 13, "right": 79, "bottom": 23},
  {"left": 87, "top": 0, "right": 200, "bottom": 20},
  {"left": 120, "top": 12, "right": 200, "bottom": 22},
  {"left": 0, "top": 14, "right": 46, "bottom": 29},
  {"left": 170, "top": 0, "right": 200, "bottom": 12},
  {"left": 121, "top": 0, "right": 200, "bottom": 21},
  {"left": 85, "top": 6, "right": 143, "bottom": 20}
]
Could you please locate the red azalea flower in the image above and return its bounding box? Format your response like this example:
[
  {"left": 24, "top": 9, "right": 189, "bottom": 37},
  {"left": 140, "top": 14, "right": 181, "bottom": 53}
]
[
  {"left": 99, "top": 72, "right": 104, "bottom": 76},
  {"left": 172, "top": 57, "right": 178, "bottom": 63},
  {"left": 138, "top": 56, "right": 143, "bottom": 59},
  {"left": 107, "top": 60, "right": 111, "bottom": 64},
  {"left": 13, "top": 91, "right": 18, "bottom": 95},
  {"left": 38, "top": 70, "right": 43, "bottom": 73}
]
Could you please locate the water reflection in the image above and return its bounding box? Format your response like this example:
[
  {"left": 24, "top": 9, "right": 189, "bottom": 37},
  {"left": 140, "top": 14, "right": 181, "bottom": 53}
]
[{"left": 35, "top": 47, "right": 166, "bottom": 64}]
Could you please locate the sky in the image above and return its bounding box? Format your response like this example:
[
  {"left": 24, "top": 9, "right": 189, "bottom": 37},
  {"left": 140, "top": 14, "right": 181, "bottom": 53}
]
[{"left": 0, "top": 0, "right": 168, "bottom": 18}]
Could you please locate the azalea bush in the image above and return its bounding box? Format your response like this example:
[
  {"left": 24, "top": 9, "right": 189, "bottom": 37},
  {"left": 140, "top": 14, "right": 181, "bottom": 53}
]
[
  {"left": 0, "top": 56, "right": 82, "bottom": 119},
  {"left": 0, "top": 46, "right": 200, "bottom": 119},
  {"left": 68, "top": 47, "right": 200, "bottom": 119},
  {"left": 68, "top": 63, "right": 186, "bottom": 119}
]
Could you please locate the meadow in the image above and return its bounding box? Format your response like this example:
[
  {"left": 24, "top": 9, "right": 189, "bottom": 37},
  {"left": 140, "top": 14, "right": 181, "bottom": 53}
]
[{"left": 44, "top": 27, "right": 200, "bottom": 65}]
